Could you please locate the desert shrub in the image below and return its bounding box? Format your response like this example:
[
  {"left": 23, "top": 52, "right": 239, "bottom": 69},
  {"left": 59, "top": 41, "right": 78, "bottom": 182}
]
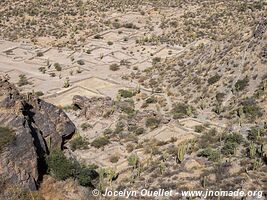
[
  {"left": 119, "top": 89, "right": 135, "bottom": 98},
  {"left": 109, "top": 155, "right": 120, "bottom": 163},
  {"left": 94, "top": 34, "right": 103, "bottom": 39},
  {"left": 77, "top": 167, "right": 97, "bottom": 187},
  {"left": 18, "top": 74, "right": 30, "bottom": 86},
  {"left": 86, "top": 49, "right": 91, "bottom": 54},
  {"left": 121, "top": 105, "right": 135, "bottom": 115},
  {"left": 171, "top": 103, "right": 196, "bottom": 119},
  {"left": 46, "top": 151, "right": 74, "bottom": 180},
  {"left": 198, "top": 128, "right": 219, "bottom": 148},
  {"left": 109, "top": 64, "right": 120, "bottom": 71},
  {"left": 91, "top": 136, "right": 109, "bottom": 149},
  {"left": 35, "top": 91, "right": 44, "bottom": 97},
  {"left": 197, "top": 148, "right": 220, "bottom": 162},
  {"left": 239, "top": 98, "right": 262, "bottom": 120},
  {"left": 107, "top": 41, "right": 113, "bottom": 45},
  {"left": 0, "top": 127, "right": 15, "bottom": 153},
  {"left": 247, "top": 126, "right": 265, "bottom": 142},
  {"left": 46, "top": 151, "right": 98, "bottom": 186},
  {"left": 224, "top": 132, "right": 243, "bottom": 144},
  {"left": 49, "top": 72, "right": 56, "bottom": 77},
  {"left": 81, "top": 122, "right": 92, "bottom": 131},
  {"left": 126, "top": 143, "right": 135, "bottom": 153},
  {"left": 152, "top": 57, "right": 161, "bottom": 65},
  {"left": 77, "top": 59, "right": 85, "bottom": 65},
  {"left": 128, "top": 154, "right": 139, "bottom": 168},
  {"left": 208, "top": 74, "right": 221, "bottom": 85},
  {"left": 54, "top": 63, "right": 62, "bottom": 71},
  {"left": 146, "top": 96, "right": 157, "bottom": 104},
  {"left": 112, "top": 22, "right": 121, "bottom": 29},
  {"left": 215, "top": 92, "right": 225, "bottom": 103},
  {"left": 123, "top": 23, "right": 137, "bottom": 29},
  {"left": 222, "top": 142, "right": 237, "bottom": 155},
  {"left": 146, "top": 117, "right": 160, "bottom": 129},
  {"left": 103, "top": 128, "right": 113, "bottom": 135},
  {"left": 113, "top": 122, "right": 124, "bottom": 135},
  {"left": 235, "top": 77, "right": 249, "bottom": 91},
  {"left": 37, "top": 52, "right": 43, "bottom": 57},
  {"left": 194, "top": 125, "right": 205, "bottom": 133},
  {"left": 134, "top": 127, "right": 145, "bottom": 135},
  {"left": 70, "top": 136, "right": 89, "bottom": 151},
  {"left": 38, "top": 67, "right": 46, "bottom": 73}
]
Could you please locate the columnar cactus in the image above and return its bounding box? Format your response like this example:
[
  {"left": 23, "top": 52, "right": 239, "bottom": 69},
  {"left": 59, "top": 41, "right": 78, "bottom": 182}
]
[
  {"left": 176, "top": 144, "right": 186, "bottom": 163},
  {"left": 249, "top": 142, "right": 256, "bottom": 159}
]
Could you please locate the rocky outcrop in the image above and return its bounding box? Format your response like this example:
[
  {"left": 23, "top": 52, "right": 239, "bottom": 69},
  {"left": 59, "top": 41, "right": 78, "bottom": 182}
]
[
  {"left": 73, "top": 95, "right": 113, "bottom": 119},
  {"left": 0, "top": 77, "right": 75, "bottom": 194}
]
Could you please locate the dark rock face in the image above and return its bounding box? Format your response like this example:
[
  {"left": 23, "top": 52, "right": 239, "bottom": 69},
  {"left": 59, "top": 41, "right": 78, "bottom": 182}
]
[{"left": 0, "top": 78, "right": 75, "bottom": 192}]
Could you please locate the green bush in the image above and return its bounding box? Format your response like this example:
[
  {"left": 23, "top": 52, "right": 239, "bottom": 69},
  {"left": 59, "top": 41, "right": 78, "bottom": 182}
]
[
  {"left": 119, "top": 89, "right": 134, "bottom": 98},
  {"left": 113, "top": 122, "right": 124, "bottom": 135},
  {"left": 54, "top": 63, "right": 62, "bottom": 71},
  {"left": 70, "top": 136, "right": 89, "bottom": 151},
  {"left": 171, "top": 103, "right": 196, "bottom": 119},
  {"left": 208, "top": 74, "right": 221, "bottom": 85},
  {"left": 239, "top": 98, "right": 262, "bottom": 120},
  {"left": 18, "top": 74, "right": 30, "bottom": 86},
  {"left": 152, "top": 57, "right": 161, "bottom": 65},
  {"left": 91, "top": 136, "right": 110, "bottom": 149},
  {"left": 37, "top": 52, "right": 44, "bottom": 57},
  {"left": 215, "top": 92, "right": 225, "bottom": 103},
  {"left": 128, "top": 154, "right": 139, "bottom": 168},
  {"left": 0, "top": 127, "right": 15, "bottom": 153},
  {"left": 222, "top": 142, "right": 237, "bottom": 155},
  {"left": 38, "top": 67, "right": 46, "bottom": 74},
  {"left": 224, "top": 132, "right": 243, "bottom": 144},
  {"left": 103, "top": 128, "right": 113, "bottom": 135},
  {"left": 121, "top": 105, "right": 135, "bottom": 115},
  {"left": 198, "top": 128, "right": 219, "bottom": 148},
  {"left": 235, "top": 77, "right": 249, "bottom": 91},
  {"left": 109, "top": 64, "right": 120, "bottom": 71},
  {"left": 194, "top": 125, "right": 205, "bottom": 133},
  {"left": 134, "top": 127, "right": 145, "bottom": 135},
  {"left": 146, "top": 117, "right": 160, "bottom": 129},
  {"left": 46, "top": 151, "right": 98, "bottom": 186},
  {"left": 77, "top": 167, "right": 94, "bottom": 187},
  {"left": 145, "top": 97, "right": 157, "bottom": 104},
  {"left": 35, "top": 91, "right": 44, "bottom": 97},
  {"left": 46, "top": 151, "right": 74, "bottom": 180},
  {"left": 109, "top": 155, "right": 120, "bottom": 163},
  {"left": 77, "top": 60, "right": 85, "bottom": 65},
  {"left": 197, "top": 148, "right": 220, "bottom": 162},
  {"left": 81, "top": 122, "right": 92, "bottom": 131},
  {"left": 247, "top": 126, "right": 265, "bottom": 142},
  {"left": 94, "top": 34, "right": 103, "bottom": 39}
]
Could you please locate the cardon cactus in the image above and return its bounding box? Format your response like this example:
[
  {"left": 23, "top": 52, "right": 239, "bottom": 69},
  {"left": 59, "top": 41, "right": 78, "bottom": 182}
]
[
  {"left": 176, "top": 144, "right": 186, "bottom": 164},
  {"left": 249, "top": 142, "right": 256, "bottom": 159}
]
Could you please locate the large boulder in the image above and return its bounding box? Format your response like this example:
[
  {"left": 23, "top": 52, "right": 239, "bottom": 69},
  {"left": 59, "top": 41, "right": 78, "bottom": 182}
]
[{"left": 0, "top": 77, "right": 76, "bottom": 193}]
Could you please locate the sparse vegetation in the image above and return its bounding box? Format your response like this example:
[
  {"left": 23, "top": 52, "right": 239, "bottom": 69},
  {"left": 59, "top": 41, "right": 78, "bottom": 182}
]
[
  {"left": 91, "top": 136, "right": 110, "bottom": 149},
  {"left": 109, "top": 64, "right": 120, "bottom": 71},
  {"left": 54, "top": 63, "right": 62, "bottom": 71},
  {"left": 70, "top": 136, "right": 89, "bottom": 151},
  {"left": 146, "top": 117, "right": 160, "bottom": 129},
  {"left": 197, "top": 148, "right": 220, "bottom": 162},
  {"left": 18, "top": 74, "right": 30, "bottom": 86}
]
